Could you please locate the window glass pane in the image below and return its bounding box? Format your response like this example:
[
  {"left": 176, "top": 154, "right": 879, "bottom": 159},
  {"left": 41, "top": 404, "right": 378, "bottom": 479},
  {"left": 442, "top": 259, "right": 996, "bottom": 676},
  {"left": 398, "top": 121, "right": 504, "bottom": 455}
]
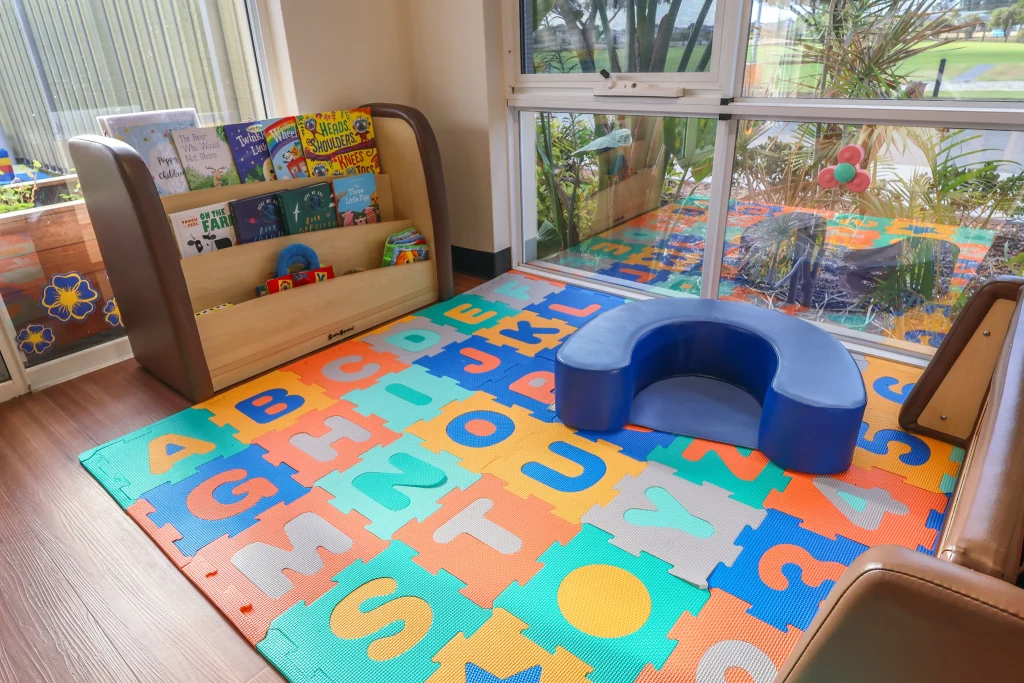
[
  {"left": 524, "top": 111, "right": 717, "bottom": 295},
  {"left": 524, "top": 0, "right": 717, "bottom": 74},
  {"left": 0, "top": 0, "right": 262, "bottom": 369},
  {"left": 746, "top": 0, "right": 1024, "bottom": 100},
  {"left": 723, "top": 120, "right": 1024, "bottom": 348}
]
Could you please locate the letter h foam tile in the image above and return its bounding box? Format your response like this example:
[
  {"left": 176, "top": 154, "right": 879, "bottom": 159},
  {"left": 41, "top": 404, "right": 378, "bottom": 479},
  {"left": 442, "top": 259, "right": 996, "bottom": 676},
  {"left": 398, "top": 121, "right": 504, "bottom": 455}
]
[
  {"left": 258, "top": 541, "right": 489, "bottom": 683},
  {"left": 285, "top": 339, "right": 408, "bottom": 399},
  {"left": 182, "top": 487, "right": 387, "bottom": 644},
  {"left": 394, "top": 474, "right": 580, "bottom": 608}
]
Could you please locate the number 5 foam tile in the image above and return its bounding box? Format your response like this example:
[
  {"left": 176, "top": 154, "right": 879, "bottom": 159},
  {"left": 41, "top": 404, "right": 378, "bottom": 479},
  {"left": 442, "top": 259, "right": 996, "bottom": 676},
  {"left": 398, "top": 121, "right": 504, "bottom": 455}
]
[
  {"left": 635, "top": 589, "right": 804, "bottom": 683},
  {"left": 394, "top": 474, "right": 580, "bottom": 608},
  {"left": 854, "top": 408, "right": 961, "bottom": 494},
  {"left": 285, "top": 339, "right": 408, "bottom": 399},
  {"left": 255, "top": 400, "right": 400, "bottom": 487},
  {"left": 182, "top": 487, "right": 387, "bottom": 644},
  {"left": 763, "top": 464, "right": 948, "bottom": 550},
  {"left": 199, "top": 371, "right": 335, "bottom": 444},
  {"left": 414, "top": 293, "right": 519, "bottom": 335},
  {"left": 485, "top": 423, "right": 646, "bottom": 524},
  {"left": 476, "top": 310, "right": 576, "bottom": 358},
  {"left": 428, "top": 608, "right": 592, "bottom": 683}
]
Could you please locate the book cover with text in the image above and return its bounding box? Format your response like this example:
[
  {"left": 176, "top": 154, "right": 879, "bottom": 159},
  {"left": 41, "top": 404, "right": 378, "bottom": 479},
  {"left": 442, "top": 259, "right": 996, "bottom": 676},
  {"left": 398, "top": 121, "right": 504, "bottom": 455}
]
[
  {"left": 332, "top": 174, "right": 380, "bottom": 226},
  {"left": 102, "top": 108, "right": 200, "bottom": 195},
  {"left": 224, "top": 121, "right": 276, "bottom": 183},
  {"left": 296, "top": 108, "right": 380, "bottom": 177},
  {"left": 280, "top": 183, "right": 337, "bottom": 235},
  {"left": 263, "top": 117, "right": 309, "bottom": 179},
  {"left": 168, "top": 201, "right": 237, "bottom": 258},
  {"left": 172, "top": 126, "right": 242, "bottom": 190},
  {"left": 230, "top": 193, "right": 285, "bottom": 244}
]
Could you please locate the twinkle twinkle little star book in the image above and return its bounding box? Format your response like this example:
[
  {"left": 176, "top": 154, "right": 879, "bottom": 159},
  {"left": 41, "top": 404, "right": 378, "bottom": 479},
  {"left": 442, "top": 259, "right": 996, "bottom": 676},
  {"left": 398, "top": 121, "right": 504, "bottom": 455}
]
[
  {"left": 99, "top": 108, "right": 199, "bottom": 196},
  {"left": 172, "top": 126, "right": 242, "bottom": 190},
  {"left": 280, "top": 183, "right": 337, "bottom": 235},
  {"left": 224, "top": 121, "right": 276, "bottom": 183},
  {"left": 263, "top": 117, "right": 309, "bottom": 179},
  {"left": 168, "top": 201, "right": 237, "bottom": 258},
  {"left": 296, "top": 108, "right": 380, "bottom": 177}
]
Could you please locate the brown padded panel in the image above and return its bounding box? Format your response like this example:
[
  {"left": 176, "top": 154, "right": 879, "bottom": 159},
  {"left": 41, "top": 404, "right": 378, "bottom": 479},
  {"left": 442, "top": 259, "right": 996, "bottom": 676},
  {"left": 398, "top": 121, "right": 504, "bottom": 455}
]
[
  {"left": 69, "top": 136, "right": 213, "bottom": 401},
  {"left": 777, "top": 545, "right": 1024, "bottom": 683},
  {"left": 936, "top": 294, "right": 1024, "bottom": 582}
]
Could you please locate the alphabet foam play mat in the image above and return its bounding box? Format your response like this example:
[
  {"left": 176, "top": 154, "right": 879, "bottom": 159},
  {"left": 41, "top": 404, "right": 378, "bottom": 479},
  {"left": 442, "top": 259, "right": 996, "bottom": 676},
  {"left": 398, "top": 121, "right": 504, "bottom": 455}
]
[{"left": 81, "top": 271, "right": 962, "bottom": 683}]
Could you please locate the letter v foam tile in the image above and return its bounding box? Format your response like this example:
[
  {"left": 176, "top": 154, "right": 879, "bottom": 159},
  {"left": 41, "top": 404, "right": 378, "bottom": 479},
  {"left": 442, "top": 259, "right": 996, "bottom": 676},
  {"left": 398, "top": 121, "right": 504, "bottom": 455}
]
[{"left": 182, "top": 487, "right": 386, "bottom": 644}]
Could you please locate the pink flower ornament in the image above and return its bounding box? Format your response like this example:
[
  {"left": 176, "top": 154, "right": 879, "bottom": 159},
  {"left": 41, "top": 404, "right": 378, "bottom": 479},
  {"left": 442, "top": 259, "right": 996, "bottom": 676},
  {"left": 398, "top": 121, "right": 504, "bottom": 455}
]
[{"left": 818, "top": 144, "right": 872, "bottom": 193}]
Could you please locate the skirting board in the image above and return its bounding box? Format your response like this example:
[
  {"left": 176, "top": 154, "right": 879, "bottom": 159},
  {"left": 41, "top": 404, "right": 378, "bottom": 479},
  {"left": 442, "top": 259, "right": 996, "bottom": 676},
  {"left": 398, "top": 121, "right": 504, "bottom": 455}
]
[{"left": 452, "top": 245, "right": 512, "bottom": 280}]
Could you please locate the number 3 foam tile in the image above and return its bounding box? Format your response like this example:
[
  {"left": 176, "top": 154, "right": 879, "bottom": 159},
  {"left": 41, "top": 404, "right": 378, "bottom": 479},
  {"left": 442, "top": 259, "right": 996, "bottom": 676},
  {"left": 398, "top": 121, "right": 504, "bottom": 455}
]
[
  {"left": 428, "top": 608, "right": 592, "bottom": 683},
  {"left": 854, "top": 408, "right": 960, "bottom": 494},
  {"left": 636, "top": 589, "right": 804, "bottom": 683},
  {"left": 286, "top": 339, "right": 408, "bottom": 399},
  {"left": 476, "top": 310, "right": 576, "bottom": 358}
]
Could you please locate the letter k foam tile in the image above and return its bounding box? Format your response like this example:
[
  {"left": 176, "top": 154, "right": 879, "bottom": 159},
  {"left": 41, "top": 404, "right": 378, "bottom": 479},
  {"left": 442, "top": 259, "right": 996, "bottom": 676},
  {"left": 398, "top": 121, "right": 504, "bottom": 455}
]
[{"left": 476, "top": 311, "right": 576, "bottom": 357}]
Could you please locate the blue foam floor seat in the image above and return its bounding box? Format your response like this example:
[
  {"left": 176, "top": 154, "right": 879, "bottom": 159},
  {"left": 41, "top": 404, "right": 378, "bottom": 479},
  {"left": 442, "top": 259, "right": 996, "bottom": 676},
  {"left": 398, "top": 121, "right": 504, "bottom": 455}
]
[{"left": 555, "top": 298, "right": 867, "bottom": 474}]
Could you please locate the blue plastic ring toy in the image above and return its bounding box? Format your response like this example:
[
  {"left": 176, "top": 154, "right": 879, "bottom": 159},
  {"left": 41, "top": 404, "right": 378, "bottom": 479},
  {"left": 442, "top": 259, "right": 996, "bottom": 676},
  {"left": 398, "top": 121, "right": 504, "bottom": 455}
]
[{"left": 275, "top": 244, "right": 320, "bottom": 278}]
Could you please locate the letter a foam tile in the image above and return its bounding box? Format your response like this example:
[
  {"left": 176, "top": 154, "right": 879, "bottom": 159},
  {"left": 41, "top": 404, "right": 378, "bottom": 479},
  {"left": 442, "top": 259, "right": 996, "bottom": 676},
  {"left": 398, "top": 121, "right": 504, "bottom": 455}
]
[
  {"left": 394, "top": 474, "right": 580, "bottom": 607},
  {"left": 477, "top": 311, "right": 576, "bottom": 358},
  {"left": 707, "top": 509, "right": 867, "bottom": 633},
  {"left": 345, "top": 365, "right": 473, "bottom": 432},
  {"left": 495, "top": 524, "right": 709, "bottom": 683},
  {"left": 199, "top": 371, "right": 335, "bottom": 444},
  {"left": 257, "top": 540, "right": 489, "bottom": 683},
  {"left": 428, "top": 608, "right": 592, "bottom": 683},
  {"left": 635, "top": 589, "right": 804, "bottom": 683},
  {"left": 763, "top": 465, "right": 948, "bottom": 550},
  {"left": 141, "top": 444, "right": 310, "bottom": 556},
  {"left": 484, "top": 424, "right": 646, "bottom": 524},
  {"left": 415, "top": 293, "right": 519, "bottom": 335},
  {"left": 316, "top": 433, "right": 480, "bottom": 540},
  {"left": 285, "top": 339, "right": 408, "bottom": 399},
  {"left": 182, "top": 487, "right": 387, "bottom": 644},
  {"left": 80, "top": 408, "right": 245, "bottom": 509},
  {"left": 255, "top": 400, "right": 399, "bottom": 487}
]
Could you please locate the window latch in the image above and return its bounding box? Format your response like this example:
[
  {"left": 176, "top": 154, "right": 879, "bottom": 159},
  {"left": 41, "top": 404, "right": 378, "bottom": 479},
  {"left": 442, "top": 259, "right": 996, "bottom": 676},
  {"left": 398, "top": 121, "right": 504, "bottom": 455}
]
[{"left": 593, "top": 69, "right": 684, "bottom": 98}]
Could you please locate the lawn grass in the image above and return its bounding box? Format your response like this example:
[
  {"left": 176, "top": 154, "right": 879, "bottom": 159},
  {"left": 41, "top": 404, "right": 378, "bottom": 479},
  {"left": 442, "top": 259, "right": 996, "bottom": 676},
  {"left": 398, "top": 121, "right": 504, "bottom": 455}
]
[
  {"left": 532, "top": 45, "right": 711, "bottom": 74},
  {"left": 900, "top": 41, "right": 1024, "bottom": 81}
]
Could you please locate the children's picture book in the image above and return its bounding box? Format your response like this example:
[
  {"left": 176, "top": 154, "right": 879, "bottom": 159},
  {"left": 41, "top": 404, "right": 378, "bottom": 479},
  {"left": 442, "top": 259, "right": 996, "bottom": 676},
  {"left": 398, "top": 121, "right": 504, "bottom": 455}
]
[
  {"left": 99, "top": 108, "right": 199, "bottom": 195},
  {"left": 332, "top": 174, "right": 380, "bottom": 226},
  {"left": 171, "top": 126, "right": 242, "bottom": 190},
  {"left": 223, "top": 121, "right": 276, "bottom": 183},
  {"left": 280, "top": 183, "right": 337, "bottom": 235},
  {"left": 168, "top": 201, "right": 237, "bottom": 258},
  {"left": 296, "top": 108, "right": 381, "bottom": 177},
  {"left": 230, "top": 192, "right": 285, "bottom": 244},
  {"left": 382, "top": 228, "right": 429, "bottom": 266},
  {"left": 263, "top": 117, "right": 309, "bottom": 180}
]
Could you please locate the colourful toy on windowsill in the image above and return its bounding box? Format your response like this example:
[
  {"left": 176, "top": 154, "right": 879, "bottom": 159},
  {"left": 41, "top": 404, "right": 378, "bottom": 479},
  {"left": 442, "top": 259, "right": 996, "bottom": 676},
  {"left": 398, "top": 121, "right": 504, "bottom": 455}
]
[
  {"left": 818, "top": 144, "right": 872, "bottom": 193},
  {"left": 257, "top": 243, "right": 335, "bottom": 297}
]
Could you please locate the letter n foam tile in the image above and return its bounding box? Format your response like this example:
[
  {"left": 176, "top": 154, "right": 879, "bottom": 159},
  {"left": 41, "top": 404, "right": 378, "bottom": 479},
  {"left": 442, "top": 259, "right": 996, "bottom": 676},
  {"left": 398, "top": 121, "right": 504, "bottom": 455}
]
[
  {"left": 428, "top": 608, "right": 592, "bottom": 683},
  {"left": 707, "top": 509, "right": 867, "bottom": 633},
  {"left": 408, "top": 392, "right": 548, "bottom": 473},
  {"left": 854, "top": 410, "right": 960, "bottom": 493},
  {"left": 182, "top": 487, "right": 386, "bottom": 644},
  {"left": 316, "top": 433, "right": 480, "bottom": 540},
  {"left": 635, "top": 589, "right": 804, "bottom": 683},
  {"left": 484, "top": 424, "right": 646, "bottom": 524},
  {"left": 415, "top": 293, "right": 519, "bottom": 335},
  {"left": 255, "top": 400, "right": 399, "bottom": 487},
  {"left": 80, "top": 408, "right": 245, "bottom": 509},
  {"left": 345, "top": 365, "right": 473, "bottom": 432},
  {"left": 199, "top": 371, "right": 335, "bottom": 444},
  {"left": 285, "top": 339, "right": 408, "bottom": 398},
  {"left": 142, "top": 444, "right": 309, "bottom": 556},
  {"left": 495, "top": 524, "right": 709, "bottom": 683},
  {"left": 763, "top": 465, "right": 948, "bottom": 550},
  {"left": 476, "top": 311, "right": 576, "bottom": 358},
  {"left": 257, "top": 540, "right": 489, "bottom": 683},
  {"left": 393, "top": 474, "right": 579, "bottom": 608}
]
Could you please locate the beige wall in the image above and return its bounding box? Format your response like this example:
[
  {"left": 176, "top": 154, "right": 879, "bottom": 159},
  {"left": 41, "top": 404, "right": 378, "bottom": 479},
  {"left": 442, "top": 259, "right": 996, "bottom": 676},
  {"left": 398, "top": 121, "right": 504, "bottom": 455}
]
[{"left": 272, "top": 0, "right": 508, "bottom": 255}]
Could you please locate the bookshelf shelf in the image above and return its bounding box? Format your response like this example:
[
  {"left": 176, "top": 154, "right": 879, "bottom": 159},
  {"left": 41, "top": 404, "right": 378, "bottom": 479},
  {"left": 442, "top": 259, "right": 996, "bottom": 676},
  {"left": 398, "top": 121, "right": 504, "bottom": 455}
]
[{"left": 70, "top": 104, "right": 453, "bottom": 401}]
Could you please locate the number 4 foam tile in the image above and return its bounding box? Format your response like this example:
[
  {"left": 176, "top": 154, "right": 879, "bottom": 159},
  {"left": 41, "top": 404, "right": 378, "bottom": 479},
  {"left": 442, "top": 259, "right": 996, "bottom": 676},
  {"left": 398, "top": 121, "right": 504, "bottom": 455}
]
[
  {"left": 428, "top": 608, "right": 592, "bottom": 683},
  {"left": 635, "top": 589, "right": 804, "bottom": 683}
]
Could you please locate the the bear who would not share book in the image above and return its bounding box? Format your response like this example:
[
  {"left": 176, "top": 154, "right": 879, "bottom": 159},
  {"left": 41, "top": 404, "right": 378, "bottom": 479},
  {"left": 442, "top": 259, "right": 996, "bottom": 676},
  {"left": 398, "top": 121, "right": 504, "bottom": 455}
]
[
  {"left": 263, "top": 117, "right": 309, "bottom": 180},
  {"left": 223, "top": 121, "right": 276, "bottom": 183},
  {"left": 168, "top": 202, "right": 237, "bottom": 258},
  {"left": 295, "top": 108, "right": 380, "bottom": 177},
  {"left": 332, "top": 173, "right": 380, "bottom": 226},
  {"left": 280, "top": 183, "right": 337, "bottom": 235},
  {"left": 99, "top": 108, "right": 199, "bottom": 196},
  {"left": 230, "top": 193, "right": 286, "bottom": 244},
  {"left": 172, "top": 126, "right": 242, "bottom": 190}
]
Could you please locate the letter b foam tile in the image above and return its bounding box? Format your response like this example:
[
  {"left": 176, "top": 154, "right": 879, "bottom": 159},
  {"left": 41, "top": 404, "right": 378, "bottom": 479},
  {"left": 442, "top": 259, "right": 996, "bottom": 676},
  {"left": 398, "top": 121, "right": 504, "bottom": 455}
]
[
  {"left": 182, "top": 487, "right": 386, "bottom": 644},
  {"left": 345, "top": 365, "right": 473, "bottom": 432},
  {"left": 394, "top": 474, "right": 580, "bottom": 607},
  {"left": 258, "top": 541, "right": 489, "bottom": 683}
]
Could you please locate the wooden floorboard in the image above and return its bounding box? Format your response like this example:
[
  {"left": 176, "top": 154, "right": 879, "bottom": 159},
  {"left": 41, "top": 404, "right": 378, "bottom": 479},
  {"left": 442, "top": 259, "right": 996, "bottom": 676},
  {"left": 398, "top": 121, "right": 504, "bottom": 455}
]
[{"left": 0, "top": 273, "right": 486, "bottom": 683}]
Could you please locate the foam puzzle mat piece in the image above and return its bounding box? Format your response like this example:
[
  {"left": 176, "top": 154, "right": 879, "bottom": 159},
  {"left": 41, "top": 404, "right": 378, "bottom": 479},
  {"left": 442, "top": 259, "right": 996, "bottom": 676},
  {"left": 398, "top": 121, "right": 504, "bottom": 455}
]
[
  {"left": 476, "top": 311, "right": 576, "bottom": 358},
  {"left": 495, "top": 524, "right": 709, "bottom": 683},
  {"left": 415, "top": 293, "right": 520, "bottom": 335},
  {"left": 394, "top": 474, "right": 580, "bottom": 607},
  {"left": 143, "top": 444, "right": 310, "bottom": 556},
  {"left": 415, "top": 336, "right": 533, "bottom": 391},
  {"left": 428, "top": 608, "right": 592, "bottom": 683},
  {"left": 316, "top": 433, "right": 479, "bottom": 540},
  {"left": 472, "top": 273, "right": 563, "bottom": 310},
  {"left": 708, "top": 509, "right": 867, "bottom": 633},
  {"left": 484, "top": 423, "right": 646, "bottom": 524},
  {"left": 81, "top": 408, "right": 245, "bottom": 508},
  {"left": 480, "top": 355, "right": 559, "bottom": 423},
  {"left": 362, "top": 316, "right": 470, "bottom": 365},
  {"left": 571, "top": 423, "right": 677, "bottom": 462},
  {"left": 126, "top": 499, "right": 191, "bottom": 568},
  {"left": 636, "top": 589, "right": 804, "bottom": 683},
  {"left": 582, "top": 461, "right": 767, "bottom": 589},
  {"left": 523, "top": 286, "right": 625, "bottom": 326},
  {"left": 255, "top": 400, "right": 399, "bottom": 487},
  {"left": 286, "top": 339, "right": 408, "bottom": 399},
  {"left": 854, "top": 409, "right": 961, "bottom": 493},
  {"left": 182, "top": 487, "right": 386, "bottom": 644},
  {"left": 345, "top": 365, "right": 473, "bottom": 432},
  {"left": 258, "top": 540, "right": 489, "bottom": 683}
]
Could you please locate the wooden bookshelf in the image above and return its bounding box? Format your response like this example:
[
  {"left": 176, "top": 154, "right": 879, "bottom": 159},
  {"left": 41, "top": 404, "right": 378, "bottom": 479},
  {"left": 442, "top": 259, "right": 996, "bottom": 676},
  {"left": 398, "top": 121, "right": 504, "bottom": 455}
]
[{"left": 69, "top": 104, "right": 453, "bottom": 401}]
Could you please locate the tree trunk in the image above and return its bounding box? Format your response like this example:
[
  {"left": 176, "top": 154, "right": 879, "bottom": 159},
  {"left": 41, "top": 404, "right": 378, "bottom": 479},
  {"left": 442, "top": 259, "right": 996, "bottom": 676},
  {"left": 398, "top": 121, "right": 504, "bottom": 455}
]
[
  {"left": 596, "top": 0, "right": 622, "bottom": 72},
  {"left": 677, "top": 0, "right": 715, "bottom": 71},
  {"left": 649, "top": 0, "right": 685, "bottom": 72}
]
